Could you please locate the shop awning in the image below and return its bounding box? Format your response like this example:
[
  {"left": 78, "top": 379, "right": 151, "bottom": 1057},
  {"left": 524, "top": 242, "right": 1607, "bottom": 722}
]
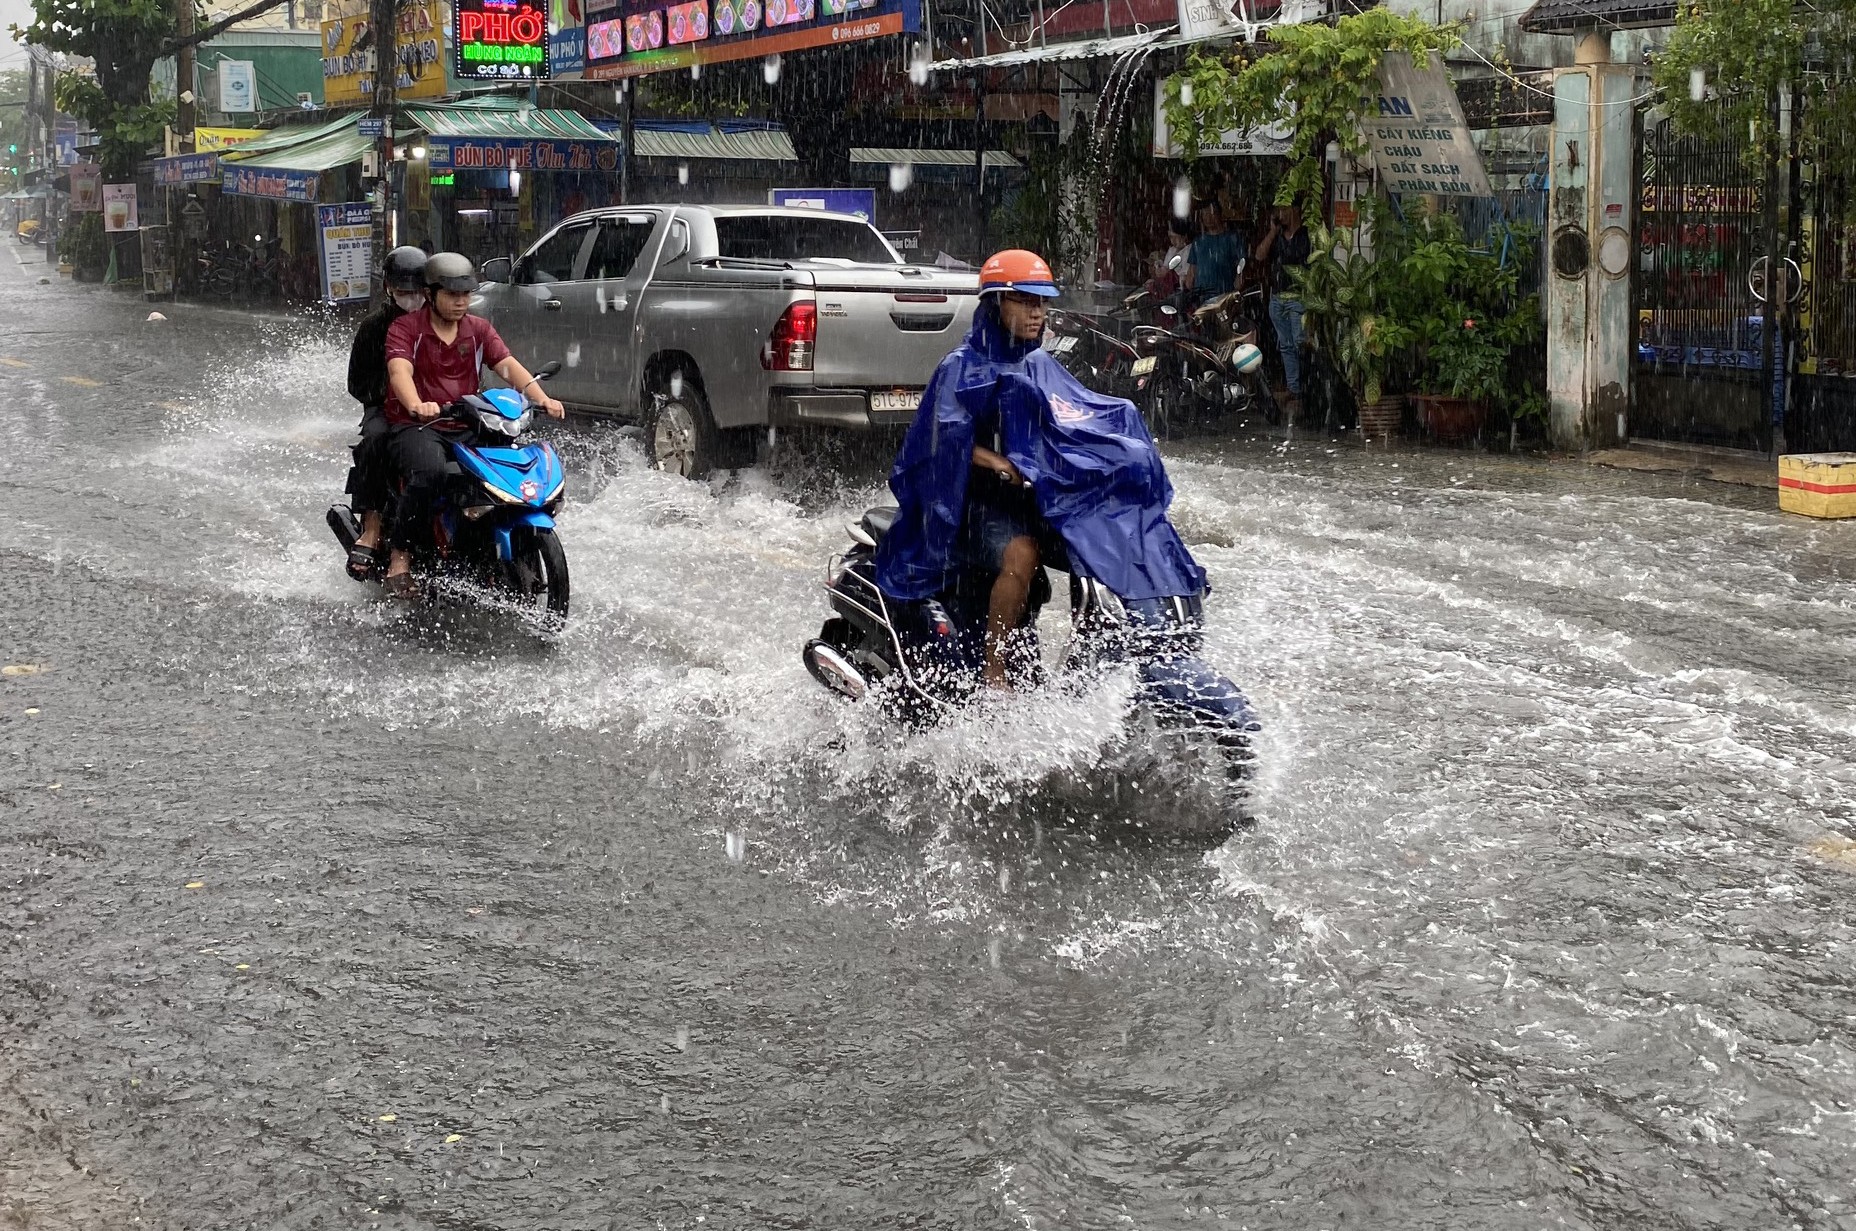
[
  {"left": 852, "top": 147, "right": 1020, "bottom": 170},
  {"left": 217, "top": 114, "right": 355, "bottom": 157},
  {"left": 222, "top": 123, "right": 373, "bottom": 173},
  {"left": 930, "top": 26, "right": 1173, "bottom": 71},
  {"left": 401, "top": 107, "right": 616, "bottom": 142},
  {"left": 632, "top": 126, "right": 797, "bottom": 162}
]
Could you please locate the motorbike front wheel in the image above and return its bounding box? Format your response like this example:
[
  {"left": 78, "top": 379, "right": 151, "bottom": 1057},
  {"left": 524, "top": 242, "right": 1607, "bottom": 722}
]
[{"left": 505, "top": 528, "right": 571, "bottom": 631}]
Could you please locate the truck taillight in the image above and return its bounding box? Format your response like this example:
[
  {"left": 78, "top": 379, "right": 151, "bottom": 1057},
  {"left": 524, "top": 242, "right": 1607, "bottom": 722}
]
[{"left": 762, "top": 301, "right": 817, "bottom": 371}]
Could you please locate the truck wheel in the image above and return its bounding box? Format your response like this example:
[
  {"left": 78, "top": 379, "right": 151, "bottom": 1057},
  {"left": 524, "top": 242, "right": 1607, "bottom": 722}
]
[{"left": 644, "top": 380, "right": 720, "bottom": 479}]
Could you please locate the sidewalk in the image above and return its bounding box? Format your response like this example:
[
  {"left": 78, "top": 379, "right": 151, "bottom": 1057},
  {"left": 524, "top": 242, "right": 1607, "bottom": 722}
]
[{"left": 1584, "top": 440, "right": 1776, "bottom": 490}]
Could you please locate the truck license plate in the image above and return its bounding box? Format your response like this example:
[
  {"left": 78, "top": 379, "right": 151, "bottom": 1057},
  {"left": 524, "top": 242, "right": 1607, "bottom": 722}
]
[
  {"left": 1046, "top": 334, "right": 1078, "bottom": 355},
  {"left": 1131, "top": 356, "right": 1158, "bottom": 377},
  {"left": 870, "top": 389, "right": 921, "bottom": 413}
]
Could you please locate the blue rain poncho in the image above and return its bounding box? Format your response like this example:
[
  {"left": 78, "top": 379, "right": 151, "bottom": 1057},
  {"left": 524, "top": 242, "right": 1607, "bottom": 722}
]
[{"left": 874, "top": 301, "right": 1207, "bottom": 603}]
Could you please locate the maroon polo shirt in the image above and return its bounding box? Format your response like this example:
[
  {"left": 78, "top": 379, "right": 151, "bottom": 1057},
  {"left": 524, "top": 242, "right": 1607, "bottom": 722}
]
[{"left": 383, "top": 309, "right": 513, "bottom": 426}]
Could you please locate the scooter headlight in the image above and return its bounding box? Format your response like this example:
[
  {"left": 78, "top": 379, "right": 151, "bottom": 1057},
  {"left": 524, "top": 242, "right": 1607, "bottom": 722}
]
[{"left": 477, "top": 408, "right": 533, "bottom": 438}]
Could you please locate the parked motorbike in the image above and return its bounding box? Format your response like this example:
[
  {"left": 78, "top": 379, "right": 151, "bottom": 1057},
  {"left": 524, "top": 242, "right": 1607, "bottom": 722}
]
[
  {"left": 1127, "top": 281, "right": 1274, "bottom": 437},
  {"left": 326, "top": 366, "right": 570, "bottom": 629},
  {"left": 801, "top": 503, "right": 1261, "bottom": 827},
  {"left": 1043, "top": 306, "right": 1140, "bottom": 401}
]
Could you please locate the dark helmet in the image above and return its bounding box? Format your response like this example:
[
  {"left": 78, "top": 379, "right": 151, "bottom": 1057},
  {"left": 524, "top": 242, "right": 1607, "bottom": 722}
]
[
  {"left": 382, "top": 245, "right": 428, "bottom": 292},
  {"left": 424, "top": 251, "right": 478, "bottom": 294}
]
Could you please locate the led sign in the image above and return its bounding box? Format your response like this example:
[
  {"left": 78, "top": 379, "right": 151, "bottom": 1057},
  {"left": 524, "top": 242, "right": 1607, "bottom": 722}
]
[
  {"left": 586, "top": 0, "right": 914, "bottom": 77},
  {"left": 454, "top": 0, "right": 552, "bottom": 80}
]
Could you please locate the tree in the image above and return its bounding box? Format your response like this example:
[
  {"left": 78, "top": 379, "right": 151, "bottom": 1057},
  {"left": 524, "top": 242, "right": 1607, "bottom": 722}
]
[
  {"left": 1652, "top": 0, "right": 1856, "bottom": 181},
  {"left": 1162, "top": 7, "right": 1458, "bottom": 214},
  {"left": 9, "top": 0, "right": 294, "bottom": 180}
]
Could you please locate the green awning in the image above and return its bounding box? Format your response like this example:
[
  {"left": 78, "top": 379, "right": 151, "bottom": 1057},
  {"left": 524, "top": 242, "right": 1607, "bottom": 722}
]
[
  {"left": 220, "top": 114, "right": 356, "bottom": 157},
  {"left": 852, "top": 147, "right": 1020, "bottom": 170},
  {"left": 222, "top": 121, "right": 371, "bottom": 173},
  {"left": 633, "top": 128, "right": 796, "bottom": 162},
  {"left": 402, "top": 107, "right": 616, "bottom": 142}
]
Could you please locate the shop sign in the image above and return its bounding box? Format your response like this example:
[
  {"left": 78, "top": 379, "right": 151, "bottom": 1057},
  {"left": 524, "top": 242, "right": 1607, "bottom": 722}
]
[
  {"left": 1365, "top": 51, "right": 1492, "bottom": 198},
  {"left": 426, "top": 137, "right": 619, "bottom": 171},
  {"left": 219, "top": 60, "right": 258, "bottom": 112},
  {"left": 549, "top": 24, "right": 587, "bottom": 76},
  {"left": 103, "top": 184, "right": 140, "bottom": 232},
  {"left": 1151, "top": 80, "right": 1291, "bottom": 158},
  {"left": 771, "top": 187, "right": 875, "bottom": 221},
  {"left": 153, "top": 152, "right": 222, "bottom": 185},
  {"left": 882, "top": 228, "right": 920, "bottom": 252},
  {"left": 317, "top": 202, "right": 375, "bottom": 303},
  {"left": 322, "top": 0, "right": 448, "bottom": 108},
  {"left": 586, "top": 0, "right": 917, "bottom": 80},
  {"left": 223, "top": 164, "right": 322, "bottom": 201},
  {"left": 196, "top": 126, "right": 266, "bottom": 152},
  {"left": 455, "top": 0, "right": 551, "bottom": 81},
  {"left": 69, "top": 163, "right": 103, "bottom": 211}
]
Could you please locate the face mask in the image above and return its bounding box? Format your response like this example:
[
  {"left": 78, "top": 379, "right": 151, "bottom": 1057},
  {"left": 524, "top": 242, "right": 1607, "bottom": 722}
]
[{"left": 393, "top": 291, "right": 426, "bottom": 313}]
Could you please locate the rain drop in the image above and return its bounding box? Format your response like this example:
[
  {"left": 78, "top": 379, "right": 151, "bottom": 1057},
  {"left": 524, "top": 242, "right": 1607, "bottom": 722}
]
[
  {"left": 888, "top": 162, "right": 914, "bottom": 193},
  {"left": 674, "top": 1025, "right": 690, "bottom": 1051},
  {"left": 763, "top": 53, "right": 781, "bottom": 85},
  {"left": 1689, "top": 66, "right": 1707, "bottom": 102},
  {"left": 689, "top": 63, "right": 701, "bottom": 80},
  {"left": 908, "top": 43, "right": 930, "bottom": 87},
  {"left": 565, "top": 341, "right": 582, "bottom": 369},
  {"left": 998, "top": 866, "right": 1011, "bottom": 892},
  {"left": 725, "top": 832, "right": 746, "bottom": 863},
  {"left": 1172, "top": 177, "right": 1193, "bottom": 220},
  {"left": 659, "top": 1093, "right": 671, "bottom": 1113},
  {"left": 1179, "top": 80, "right": 1193, "bottom": 108},
  {"left": 669, "top": 370, "right": 685, "bottom": 398},
  {"left": 988, "top": 937, "right": 1002, "bottom": 968},
  {"left": 678, "top": 161, "right": 690, "bottom": 186}
]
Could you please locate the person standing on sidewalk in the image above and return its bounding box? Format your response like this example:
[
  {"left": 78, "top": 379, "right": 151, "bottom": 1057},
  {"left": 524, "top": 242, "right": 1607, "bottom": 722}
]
[{"left": 1255, "top": 203, "right": 1311, "bottom": 414}]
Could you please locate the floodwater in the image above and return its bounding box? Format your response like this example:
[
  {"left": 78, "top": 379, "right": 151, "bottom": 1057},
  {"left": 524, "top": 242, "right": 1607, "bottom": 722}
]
[{"left": 5, "top": 246, "right": 1856, "bottom": 1230}]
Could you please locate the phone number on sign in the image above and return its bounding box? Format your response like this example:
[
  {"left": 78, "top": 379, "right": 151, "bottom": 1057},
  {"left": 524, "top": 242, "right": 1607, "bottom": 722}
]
[{"left": 832, "top": 18, "right": 883, "bottom": 39}]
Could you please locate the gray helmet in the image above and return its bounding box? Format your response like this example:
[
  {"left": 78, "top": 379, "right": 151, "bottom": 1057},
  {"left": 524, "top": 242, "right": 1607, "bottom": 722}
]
[
  {"left": 382, "top": 245, "right": 427, "bottom": 292},
  {"left": 424, "top": 251, "right": 478, "bottom": 294}
]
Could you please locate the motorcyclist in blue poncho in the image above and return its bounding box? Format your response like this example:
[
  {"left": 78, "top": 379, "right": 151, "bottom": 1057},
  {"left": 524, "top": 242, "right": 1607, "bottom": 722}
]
[{"left": 874, "top": 249, "right": 1208, "bottom": 691}]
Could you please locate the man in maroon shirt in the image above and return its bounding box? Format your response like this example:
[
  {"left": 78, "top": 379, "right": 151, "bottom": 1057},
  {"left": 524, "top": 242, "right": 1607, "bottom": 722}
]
[{"left": 381, "top": 251, "right": 564, "bottom": 598}]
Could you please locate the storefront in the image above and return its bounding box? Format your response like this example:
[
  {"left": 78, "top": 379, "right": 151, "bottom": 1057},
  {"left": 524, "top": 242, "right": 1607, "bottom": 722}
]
[
  {"left": 216, "top": 116, "right": 372, "bottom": 300},
  {"left": 399, "top": 104, "right": 622, "bottom": 266}
]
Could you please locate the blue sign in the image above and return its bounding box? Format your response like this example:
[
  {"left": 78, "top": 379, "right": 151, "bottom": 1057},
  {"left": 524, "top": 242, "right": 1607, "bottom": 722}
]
[
  {"left": 54, "top": 131, "right": 78, "bottom": 166},
  {"left": 153, "top": 152, "right": 221, "bottom": 186},
  {"left": 426, "top": 137, "right": 620, "bottom": 172},
  {"left": 222, "top": 164, "right": 321, "bottom": 202},
  {"left": 358, "top": 116, "right": 386, "bottom": 139},
  {"left": 549, "top": 25, "right": 586, "bottom": 76},
  {"left": 770, "top": 187, "right": 877, "bottom": 223}
]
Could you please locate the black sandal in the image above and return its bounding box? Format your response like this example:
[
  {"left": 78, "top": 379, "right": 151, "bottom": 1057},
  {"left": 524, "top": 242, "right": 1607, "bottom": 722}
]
[{"left": 346, "top": 543, "right": 384, "bottom": 581}]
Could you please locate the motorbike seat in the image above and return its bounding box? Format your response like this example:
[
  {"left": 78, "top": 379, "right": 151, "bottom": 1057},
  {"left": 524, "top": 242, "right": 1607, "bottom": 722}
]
[
  {"left": 1194, "top": 291, "right": 1240, "bottom": 320},
  {"left": 861, "top": 506, "right": 900, "bottom": 542}
]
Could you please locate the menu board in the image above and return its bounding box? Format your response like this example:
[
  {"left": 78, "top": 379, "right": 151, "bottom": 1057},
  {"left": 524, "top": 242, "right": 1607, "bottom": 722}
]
[
  {"left": 586, "top": 0, "right": 915, "bottom": 77},
  {"left": 317, "top": 202, "right": 374, "bottom": 304}
]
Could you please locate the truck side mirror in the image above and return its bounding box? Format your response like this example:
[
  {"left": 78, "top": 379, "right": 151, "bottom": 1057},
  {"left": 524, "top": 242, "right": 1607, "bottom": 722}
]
[{"left": 480, "top": 256, "right": 513, "bottom": 284}]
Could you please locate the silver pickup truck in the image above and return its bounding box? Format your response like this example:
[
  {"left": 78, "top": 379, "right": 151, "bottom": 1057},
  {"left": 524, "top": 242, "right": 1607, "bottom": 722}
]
[{"left": 474, "top": 204, "right": 980, "bottom": 477}]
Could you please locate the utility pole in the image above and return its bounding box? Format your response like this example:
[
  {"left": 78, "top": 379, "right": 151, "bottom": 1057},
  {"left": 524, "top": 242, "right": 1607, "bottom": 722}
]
[
  {"left": 176, "top": 0, "right": 197, "bottom": 152},
  {"left": 369, "top": 0, "right": 400, "bottom": 302}
]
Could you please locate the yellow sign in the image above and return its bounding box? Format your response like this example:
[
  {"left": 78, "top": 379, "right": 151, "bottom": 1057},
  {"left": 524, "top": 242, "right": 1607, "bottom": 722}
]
[
  {"left": 195, "top": 127, "right": 266, "bottom": 152},
  {"left": 321, "top": 0, "right": 448, "bottom": 108}
]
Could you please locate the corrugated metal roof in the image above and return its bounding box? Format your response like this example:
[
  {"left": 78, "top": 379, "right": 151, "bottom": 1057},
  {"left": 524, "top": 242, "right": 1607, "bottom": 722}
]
[
  {"left": 220, "top": 114, "right": 354, "bottom": 156},
  {"left": 930, "top": 27, "right": 1169, "bottom": 70},
  {"left": 633, "top": 127, "right": 797, "bottom": 162},
  {"left": 1518, "top": 0, "right": 1675, "bottom": 33},
  {"left": 402, "top": 107, "right": 616, "bottom": 142},
  {"left": 851, "top": 147, "right": 1020, "bottom": 169},
  {"left": 221, "top": 123, "right": 372, "bottom": 172}
]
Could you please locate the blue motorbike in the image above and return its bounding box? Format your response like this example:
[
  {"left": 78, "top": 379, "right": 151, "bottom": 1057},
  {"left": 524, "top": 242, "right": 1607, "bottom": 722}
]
[
  {"left": 802, "top": 504, "right": 1261, "bottom": 829},
  {"left": 327, "top": 376, "right": 570, "bottom": 628}
]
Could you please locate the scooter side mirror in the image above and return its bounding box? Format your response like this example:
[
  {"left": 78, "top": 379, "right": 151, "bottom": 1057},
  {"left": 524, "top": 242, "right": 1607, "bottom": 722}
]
[
  {"left": 1167, "top": 252, "right": 1186, "bottom": 272},
  {"left": 1161, "top": 304, "right": 1179, "bottom": 317},
  {"left": 533, "top": 360, "right": 563, "bottom": 380}
]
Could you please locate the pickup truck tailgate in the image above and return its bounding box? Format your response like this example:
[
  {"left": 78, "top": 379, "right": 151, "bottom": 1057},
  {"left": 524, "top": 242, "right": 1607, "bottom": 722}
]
[{"left": 802, "top": 263, "right": 980, "bottom": 395}]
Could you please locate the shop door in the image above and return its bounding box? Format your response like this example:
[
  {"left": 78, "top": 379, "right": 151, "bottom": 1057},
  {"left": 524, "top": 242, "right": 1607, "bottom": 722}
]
[
  {"left": 1633, "top": 119, "right": 1775, "bottom": 451},
  {"left": 500, "top": 219, "right": 599, "bottom": 382},
  {"left": 545, "top": 212, "right": 660, "bottom": 412}
]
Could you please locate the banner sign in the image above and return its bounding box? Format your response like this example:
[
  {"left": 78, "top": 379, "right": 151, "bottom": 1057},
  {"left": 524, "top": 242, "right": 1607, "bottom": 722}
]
[
  {"left": 69, "top": 163, "right": 102, "bottom": 211},
  {"left": 549, "top": 24, "right": 587, "bottom": 76},
  {"left": 317, "top": 202, "right": 374, "bottom": 303},
  {"left": 455, "top": 0, "right": 551, "bottom": 80},
  {"left": 426, "top": 136, "right": 620, "bottom": 171},
  {"left": 770, "top": 186, "right": 876, "bottom": 221},
  {"left": 219, "top": 60, "right": 257, "bottom": 111},
  {"left": 153, "top": 152, "right": 222, "bottom": 185},
  {"left": 1365, "top": 51, "right": 1493, "bottom": 198},
  {"left": 1151, "top": 79, "right": 1291, "bottom": 158},
  {"left": 586, "top": 0, "right": 917, "bottom": 79},
  {"left": 223, "top": 164, "right": 322, "bottom": 201},
  {"left": 322, "top": 0, "right": 448, "bottom": 108},
  {"left": 103, "top": 183, "right": 139, "bottom": 232},
  {"left": 196, "top": 126, "right": 266, "bottom": 152}
]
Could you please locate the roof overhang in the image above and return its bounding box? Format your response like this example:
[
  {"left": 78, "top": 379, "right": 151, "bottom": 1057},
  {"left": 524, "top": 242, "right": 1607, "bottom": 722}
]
[{"left": 1519, "top": 0, "right": 1676, "bottom": 35}]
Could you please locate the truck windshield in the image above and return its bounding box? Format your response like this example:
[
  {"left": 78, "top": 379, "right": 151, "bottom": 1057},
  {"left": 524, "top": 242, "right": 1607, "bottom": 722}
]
[{"left": 713, "top": 216, "right": 898, "bottom": 264}]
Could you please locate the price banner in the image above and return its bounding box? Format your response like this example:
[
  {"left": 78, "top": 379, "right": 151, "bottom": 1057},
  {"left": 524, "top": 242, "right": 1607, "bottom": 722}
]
[{"left": 317, "top": 201, "right": 374, "bottom": 304}]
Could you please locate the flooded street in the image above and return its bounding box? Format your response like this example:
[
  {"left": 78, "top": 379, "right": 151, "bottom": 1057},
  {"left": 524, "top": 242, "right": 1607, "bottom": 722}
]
[{"left": 6, "top": 245, "right": 1856, "bottom": 1230}]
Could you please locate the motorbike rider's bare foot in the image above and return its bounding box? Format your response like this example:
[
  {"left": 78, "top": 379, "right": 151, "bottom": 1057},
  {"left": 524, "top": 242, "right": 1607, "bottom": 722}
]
[
  {"left": 355, "top": 510, "right": 384, "bottom": 551},
  {"left": 383, "top": 551, "right": 419, "bottom": 601},
  {"left": 983, "top": 663, "right": 1014, "bottom": 691}
]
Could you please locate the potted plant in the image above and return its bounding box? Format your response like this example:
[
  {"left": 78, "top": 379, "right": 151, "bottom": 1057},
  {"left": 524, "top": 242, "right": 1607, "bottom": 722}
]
[
  {"left": 1295, "top": 220, "right": 1415, "bottom": 442},
  {"left": 59, "top": 213, "right": 107, "bottom": 283}
]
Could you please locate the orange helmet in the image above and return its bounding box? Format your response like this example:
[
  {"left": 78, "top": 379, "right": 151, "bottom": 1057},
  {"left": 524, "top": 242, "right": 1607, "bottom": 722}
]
[{"left": 978, "top": 249, "right": 1060, "bottom": 298}]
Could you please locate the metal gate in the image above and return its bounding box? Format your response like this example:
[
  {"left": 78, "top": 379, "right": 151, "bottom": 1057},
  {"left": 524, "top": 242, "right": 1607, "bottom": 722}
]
[{"left": 1633, "top": 116, "right": 1773, "bottom": 452}]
